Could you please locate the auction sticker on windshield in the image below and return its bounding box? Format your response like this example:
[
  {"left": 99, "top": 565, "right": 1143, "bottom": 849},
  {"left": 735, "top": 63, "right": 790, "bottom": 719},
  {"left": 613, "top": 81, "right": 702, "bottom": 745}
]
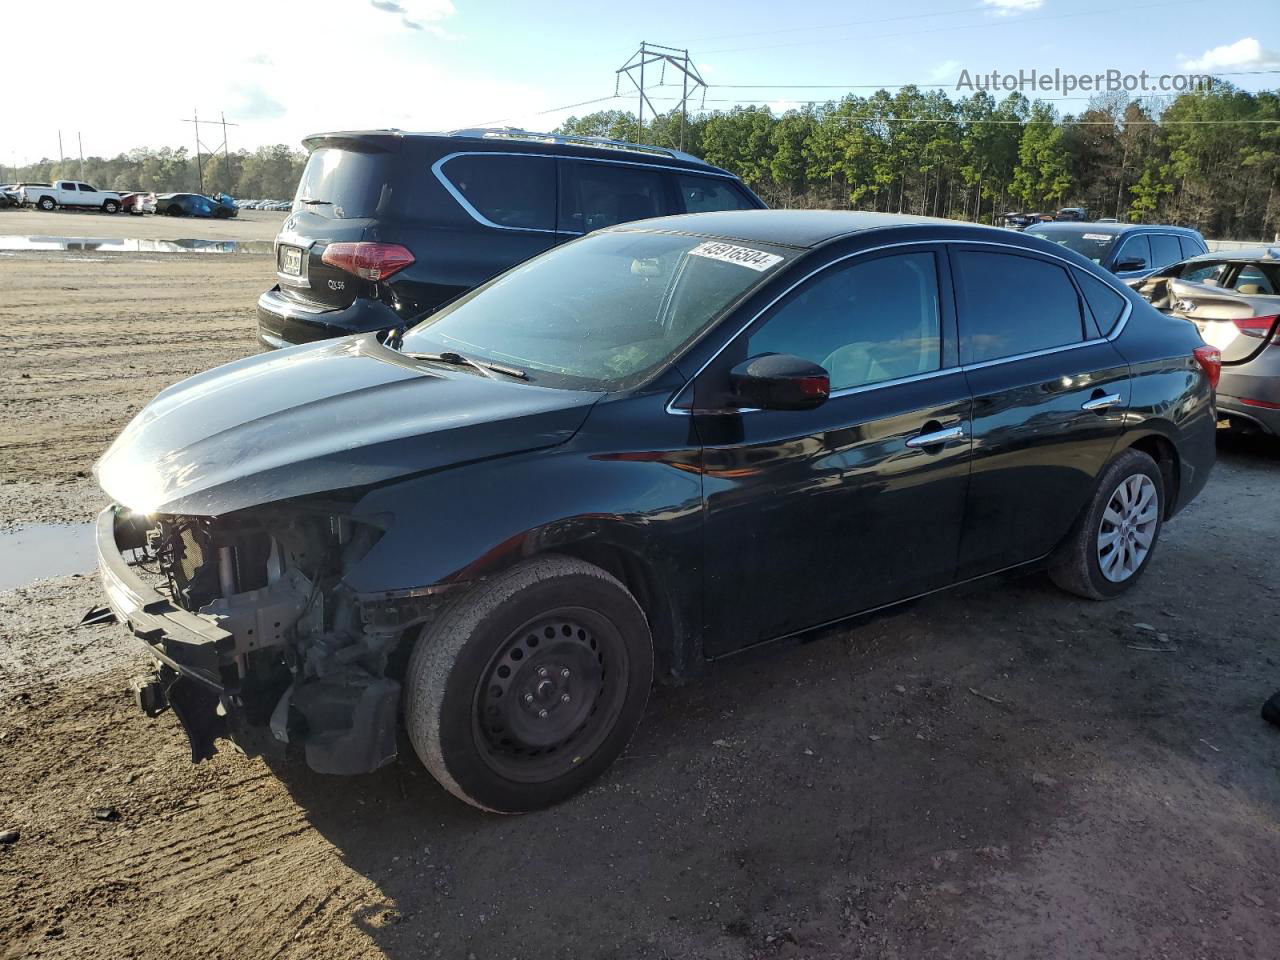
[
  {"left": 689, "top": 241, "right": 784, "bottom": 272},
  {"left": 1082, "top": 233, "right": 1113, "bottom": 241}
]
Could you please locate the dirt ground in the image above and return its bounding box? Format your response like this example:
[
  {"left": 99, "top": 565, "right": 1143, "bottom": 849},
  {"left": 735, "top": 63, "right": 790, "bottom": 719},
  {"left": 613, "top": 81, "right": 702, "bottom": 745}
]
[{"left": 0, "top": 230, "right": 1278, "bottom": 960}]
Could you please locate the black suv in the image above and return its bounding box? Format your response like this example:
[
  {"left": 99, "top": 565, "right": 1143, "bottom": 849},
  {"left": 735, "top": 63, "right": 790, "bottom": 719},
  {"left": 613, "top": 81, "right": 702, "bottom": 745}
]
[{"left": 257, "top": 128, "right": 766, "bottom": 348}]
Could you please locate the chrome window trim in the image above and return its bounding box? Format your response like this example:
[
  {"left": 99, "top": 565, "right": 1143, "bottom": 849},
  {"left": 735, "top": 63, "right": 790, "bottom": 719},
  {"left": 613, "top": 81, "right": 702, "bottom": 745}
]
[
  {"left": 665, "top": 237, "right": 1132, "bottom": 416},
  {"left": 431, "top": 150, "right": 743, "bottom": 236}
]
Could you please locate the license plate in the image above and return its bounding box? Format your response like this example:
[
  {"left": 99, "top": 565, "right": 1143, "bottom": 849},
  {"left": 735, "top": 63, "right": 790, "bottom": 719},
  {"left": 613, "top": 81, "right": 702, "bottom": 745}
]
[{"left": 279, "top": 246, "right": 302, "bottom": 276}]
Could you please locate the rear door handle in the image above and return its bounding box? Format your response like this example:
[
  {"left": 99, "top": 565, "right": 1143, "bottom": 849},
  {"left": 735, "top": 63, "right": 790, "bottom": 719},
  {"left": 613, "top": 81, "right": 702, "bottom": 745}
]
[
  {"left": 906, "top": 424, "right": 966, "bottom": 449},
  {"left": 1081, "top": 393, "right": 1123, "bottom": 411}
]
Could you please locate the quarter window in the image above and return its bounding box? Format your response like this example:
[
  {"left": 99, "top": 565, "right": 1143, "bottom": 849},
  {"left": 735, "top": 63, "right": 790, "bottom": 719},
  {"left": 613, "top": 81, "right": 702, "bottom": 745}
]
[
  {"left": 676, "top": 174, "right": 755, "bottom": 213},
  {"left": 1178, "top": 236, "right": 1205, "bottom": 259},
  {"left": 1075, "top": 269, "right": 1127, "bottom": 336},
  {"left": 953, "top": 251, "right": 1083, "bottom": 364},
  {"left": 561, "top": 163, "right": 667, "bottom": 233},
  {"left": 746, "top": 252, "right": 942, "bottom": 391},
  {"left": 439, "top": 155, "right": 556, "bottom": 230}
]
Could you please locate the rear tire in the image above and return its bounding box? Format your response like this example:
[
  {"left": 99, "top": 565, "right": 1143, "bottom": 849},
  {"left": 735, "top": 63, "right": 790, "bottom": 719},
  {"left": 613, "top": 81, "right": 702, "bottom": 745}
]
[
  {"left": 404, "top": 556, "right": 653, "bottom": 813},
  {"left": 38, "top": 196, "right": 56, "bottom": 211},
  {"left": 1049, "top": 448, "right": 1164, "bottom": 600}
]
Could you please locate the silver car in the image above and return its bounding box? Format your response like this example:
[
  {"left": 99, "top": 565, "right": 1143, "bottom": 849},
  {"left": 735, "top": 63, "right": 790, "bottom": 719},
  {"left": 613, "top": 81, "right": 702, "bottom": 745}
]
[{"left": 1135, "top": 247, "right": 1280, "bottom": 434}]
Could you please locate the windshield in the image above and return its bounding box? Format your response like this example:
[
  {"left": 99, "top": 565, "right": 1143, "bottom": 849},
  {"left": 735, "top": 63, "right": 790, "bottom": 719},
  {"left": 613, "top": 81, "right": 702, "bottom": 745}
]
[
  {"left": 401, "top": 231, "right": 797, "bottom": 389},
  {"left": 1027, "top": 227, "right": 1118, "bottom": 264}
]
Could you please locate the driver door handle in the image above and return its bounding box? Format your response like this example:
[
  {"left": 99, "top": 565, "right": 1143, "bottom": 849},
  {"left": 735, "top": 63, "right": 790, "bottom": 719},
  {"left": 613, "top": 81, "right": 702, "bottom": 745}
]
[
  {"left": 1081, "top": 393, "right": 1123, "bottom": 411},
  {"left": 906, "top": 424, "right": 966, "bottom": 449}
]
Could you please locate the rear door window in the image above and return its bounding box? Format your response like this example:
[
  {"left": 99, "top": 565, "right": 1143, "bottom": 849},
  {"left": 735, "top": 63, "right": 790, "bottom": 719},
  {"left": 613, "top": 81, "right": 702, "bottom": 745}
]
[
  {"left": 1150, "top": 234, "right": 1183, "bottom": 269},
  {"left": 953, "top": 250, "right": 1084, "bottom": 363},
  {"left": 1232, "top": 264, "right": 1278, "bottom": 295},
  {"left": 560, "top": 162, "right": 668, "bottom": 234},
  {"left": 438, "top": 154, "right": 556, "bottom": 231},
  {"left": 676, "top": 174, "right": 756, "bottom": 213}
]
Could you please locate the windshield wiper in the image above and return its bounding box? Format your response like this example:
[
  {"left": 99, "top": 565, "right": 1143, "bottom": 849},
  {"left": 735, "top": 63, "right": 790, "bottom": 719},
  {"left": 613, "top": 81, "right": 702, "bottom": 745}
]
[
  {"left": 405, "top": 350, "right": 527, "bottom": 381},
  {"left": 298, "top": 198, "right": 332, "bottom": 205}
]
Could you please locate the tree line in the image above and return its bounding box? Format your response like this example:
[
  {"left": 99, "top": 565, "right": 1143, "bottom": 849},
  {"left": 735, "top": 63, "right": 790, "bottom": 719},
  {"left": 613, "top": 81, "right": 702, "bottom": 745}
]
[
  {"left": 558, "top": 84, "right": 1280, "bottom": 241},
  {"left": 2, "top": 145, "right": 308, "bottom": 201}
]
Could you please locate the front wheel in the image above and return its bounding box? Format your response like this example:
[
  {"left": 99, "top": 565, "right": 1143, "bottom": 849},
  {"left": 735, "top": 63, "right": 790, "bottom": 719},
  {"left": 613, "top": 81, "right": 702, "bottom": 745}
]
[
  {"left": 102, "top": 199, "right": 119, "bottom": 214},
  {"left": 1049, "top": 448, "right": 1164, "bottom": 600},
  {"left": 404, "top": 556, "right": 653, "bottom": 813}
]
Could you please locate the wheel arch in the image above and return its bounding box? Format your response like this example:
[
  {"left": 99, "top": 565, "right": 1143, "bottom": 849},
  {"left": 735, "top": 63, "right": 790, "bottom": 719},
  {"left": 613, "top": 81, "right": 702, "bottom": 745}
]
[{"left": 1121, "top": 430, "right": 1180, "bottom": 520}]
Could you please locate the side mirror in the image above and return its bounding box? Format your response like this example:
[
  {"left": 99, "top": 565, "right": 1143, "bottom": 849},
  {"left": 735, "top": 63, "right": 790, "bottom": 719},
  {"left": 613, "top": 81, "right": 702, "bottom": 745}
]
[
  {"left": 729, "top": 354, "right": 829, "bottom": 411},
  {"left": 1114, "top": 257, "right": 1147, "bottom": 272}
]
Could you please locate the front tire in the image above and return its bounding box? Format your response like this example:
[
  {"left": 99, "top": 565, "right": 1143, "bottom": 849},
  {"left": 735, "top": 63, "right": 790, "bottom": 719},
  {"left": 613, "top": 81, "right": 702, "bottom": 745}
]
[
  {"left": 102, "top": 199, "right": 119, "bottom": 214},
  {"left": 404, "top": 556, "right": 653, "bottom": 813},
  {"left": 1049, "top": 448, "right": 1164, "bottom": 600}
]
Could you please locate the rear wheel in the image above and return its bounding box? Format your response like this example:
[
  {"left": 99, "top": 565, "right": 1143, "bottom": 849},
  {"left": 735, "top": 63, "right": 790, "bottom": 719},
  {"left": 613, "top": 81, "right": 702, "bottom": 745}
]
[
  {"left": 404, "top": 556, "right": 653, "bottom": 813},
  {"left": 38, "top": 196, "right": 56, "bottom": 211},
  {"left": 1049, "top": 448, "right": 1164, "bottom": 600}
]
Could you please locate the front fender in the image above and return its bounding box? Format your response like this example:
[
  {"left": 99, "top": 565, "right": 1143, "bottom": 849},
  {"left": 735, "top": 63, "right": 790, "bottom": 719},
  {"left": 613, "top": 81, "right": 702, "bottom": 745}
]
[{"left": 343, "top": 391, "right": 706, "bottom": 660}]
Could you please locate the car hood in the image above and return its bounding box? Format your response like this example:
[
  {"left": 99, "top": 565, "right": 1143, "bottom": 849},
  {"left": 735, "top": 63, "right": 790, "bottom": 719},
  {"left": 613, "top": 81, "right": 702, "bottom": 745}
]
[{"left": 96, "top": 336, "right": 601, "bottom": 516}]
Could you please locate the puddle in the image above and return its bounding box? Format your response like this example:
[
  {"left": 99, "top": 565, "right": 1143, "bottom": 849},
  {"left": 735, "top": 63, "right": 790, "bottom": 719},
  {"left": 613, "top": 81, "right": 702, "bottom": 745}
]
[
  {"left": 0, "top": 235, "right": 274, "bottom": 255},
  {"left": 0, "top": 523, "right": 97, "bottom": 591}
]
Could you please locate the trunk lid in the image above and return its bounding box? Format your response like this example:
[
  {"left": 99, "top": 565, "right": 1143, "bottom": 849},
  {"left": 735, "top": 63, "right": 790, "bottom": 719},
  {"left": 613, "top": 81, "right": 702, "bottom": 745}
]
[{"left": 1167, "top": 279, "right": 1280, "bottom": 365}]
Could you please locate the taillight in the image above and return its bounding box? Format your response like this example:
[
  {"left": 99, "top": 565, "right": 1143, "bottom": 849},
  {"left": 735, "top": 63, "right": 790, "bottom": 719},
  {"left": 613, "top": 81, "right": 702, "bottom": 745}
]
[
  {"left": 321, "top": 242, "right": 415, "bottom": 281},
  {"left": 1193, "top": 345, "right": 1221, "bottom": 390},
  {"left": 1231, "top": 315, "right": 1279, "bottom": 342}
]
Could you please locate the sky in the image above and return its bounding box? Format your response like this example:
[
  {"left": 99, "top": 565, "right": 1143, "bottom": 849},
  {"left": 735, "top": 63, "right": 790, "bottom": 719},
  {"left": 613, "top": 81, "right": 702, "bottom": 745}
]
[{"left": 3, "top": 0, "right": 1278, "bottom": 166}]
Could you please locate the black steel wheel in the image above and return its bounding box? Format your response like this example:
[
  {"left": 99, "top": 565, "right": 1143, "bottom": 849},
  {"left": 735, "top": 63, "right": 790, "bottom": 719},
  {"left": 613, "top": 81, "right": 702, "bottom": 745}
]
[
  {"left": 475, "top": 607, "right": 627, "bottom": 783},
  {"left": 404, "top": 556, "right": 652, "bottom": 813}
]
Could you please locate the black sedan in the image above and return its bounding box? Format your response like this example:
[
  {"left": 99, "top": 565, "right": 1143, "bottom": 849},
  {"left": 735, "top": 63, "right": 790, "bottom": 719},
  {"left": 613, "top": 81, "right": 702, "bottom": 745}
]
[{"left": 92, "top": 210, "right": 1218, "bottom": 813}]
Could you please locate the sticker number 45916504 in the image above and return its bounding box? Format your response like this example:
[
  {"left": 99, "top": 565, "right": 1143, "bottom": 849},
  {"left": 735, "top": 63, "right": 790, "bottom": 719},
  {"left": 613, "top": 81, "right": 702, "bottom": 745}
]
[{"left": 688, "top": 240, "right": 784, "bottom": 272}]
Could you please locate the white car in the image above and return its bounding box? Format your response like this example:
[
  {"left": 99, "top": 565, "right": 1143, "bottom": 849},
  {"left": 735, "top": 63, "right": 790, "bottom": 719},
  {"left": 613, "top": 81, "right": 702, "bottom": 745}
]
[{"left": 20, "top": 180, "right": 123, "bottom": 214}]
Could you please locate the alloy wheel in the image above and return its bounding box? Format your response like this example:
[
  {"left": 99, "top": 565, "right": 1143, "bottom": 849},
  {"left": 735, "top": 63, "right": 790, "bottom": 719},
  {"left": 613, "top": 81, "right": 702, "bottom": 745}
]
[{"left": 1097, "top": 474, "right": 1158, "bottom": 582}]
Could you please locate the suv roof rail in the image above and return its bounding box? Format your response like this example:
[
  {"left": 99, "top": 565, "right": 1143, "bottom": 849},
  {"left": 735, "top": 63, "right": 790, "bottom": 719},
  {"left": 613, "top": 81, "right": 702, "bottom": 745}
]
[{"left": 445, "top": 127, "right": 706, "bottom": 165}]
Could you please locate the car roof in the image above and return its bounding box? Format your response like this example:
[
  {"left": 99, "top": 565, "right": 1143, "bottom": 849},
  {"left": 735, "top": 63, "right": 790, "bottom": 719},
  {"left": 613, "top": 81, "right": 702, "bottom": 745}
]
[
  {"left": 301, "top": 127, "right": 733, "bottom": 176},
  {"left": 608, "top": 209, "right": 1032, "bottom": 249},
  {"left": 1027, "top": 221, "right": 1203, "bottom": 239},
  {"left": 1184, "top": 245, "right": 1280, "bottom": 263}
]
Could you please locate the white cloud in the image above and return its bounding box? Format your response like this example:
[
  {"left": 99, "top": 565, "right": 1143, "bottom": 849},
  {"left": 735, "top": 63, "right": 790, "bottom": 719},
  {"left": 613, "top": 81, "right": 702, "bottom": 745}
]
[
  {"left": 982, "top": 0, "right": 1046, "bottom": 15},
  {"left": 1180, "top": 37, "right": 1280, "bottom": 70},
  {"left": 0, "top": 0, "right": 554, "bottom": 163},
  {"left": 929, "top": 59, "right": 963, "bottom": 82}
]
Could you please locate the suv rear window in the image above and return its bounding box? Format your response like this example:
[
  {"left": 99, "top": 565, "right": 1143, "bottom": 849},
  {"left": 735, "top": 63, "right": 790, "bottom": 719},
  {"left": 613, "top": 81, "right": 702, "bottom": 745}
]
[
  {"left": 438, "top": 154, "right": 556, "bottom": 230},
  {"left": 293, "top": 146, "right": 389, "bottom": 219}
]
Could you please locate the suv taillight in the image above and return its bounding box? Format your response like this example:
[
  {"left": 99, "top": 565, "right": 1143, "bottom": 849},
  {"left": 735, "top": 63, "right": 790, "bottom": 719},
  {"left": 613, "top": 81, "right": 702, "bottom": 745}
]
[
  {"left": 321, "top": 242, "right": 415, "bottom": 281},
  {"left": 1193, "top": 345, "right": 1221, "bottom": 390},
  {"left": 1231, "top": 315, "right": 1280, "bottom": 342}
]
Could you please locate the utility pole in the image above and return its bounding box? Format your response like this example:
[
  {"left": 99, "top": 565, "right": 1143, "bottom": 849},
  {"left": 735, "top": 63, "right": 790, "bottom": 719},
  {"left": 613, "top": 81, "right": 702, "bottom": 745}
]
[
  {"left": 181, "top": 110, "right": 238, "bottom": 195},
  {"left": 616, "top": 42, "right": 706, "bottom": 149},
  {"left": 57, "top": 131, "right": 64, "bottom": 164},
  {"left": 77, "top": 132, "right": 84, "bottom": 180}
]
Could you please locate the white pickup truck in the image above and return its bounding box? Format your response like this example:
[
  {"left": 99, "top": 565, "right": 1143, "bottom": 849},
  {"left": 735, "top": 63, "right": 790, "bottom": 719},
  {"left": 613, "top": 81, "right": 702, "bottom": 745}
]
[{"left": 20, "top": 180, "right": 122, "bottom": 214}]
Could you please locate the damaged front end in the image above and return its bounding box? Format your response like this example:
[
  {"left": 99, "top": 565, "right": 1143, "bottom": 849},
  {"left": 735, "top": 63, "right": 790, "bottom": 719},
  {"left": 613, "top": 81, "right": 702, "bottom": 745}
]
[{"left": 97, "top": 502, "right": 445, "bottom": 774}]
